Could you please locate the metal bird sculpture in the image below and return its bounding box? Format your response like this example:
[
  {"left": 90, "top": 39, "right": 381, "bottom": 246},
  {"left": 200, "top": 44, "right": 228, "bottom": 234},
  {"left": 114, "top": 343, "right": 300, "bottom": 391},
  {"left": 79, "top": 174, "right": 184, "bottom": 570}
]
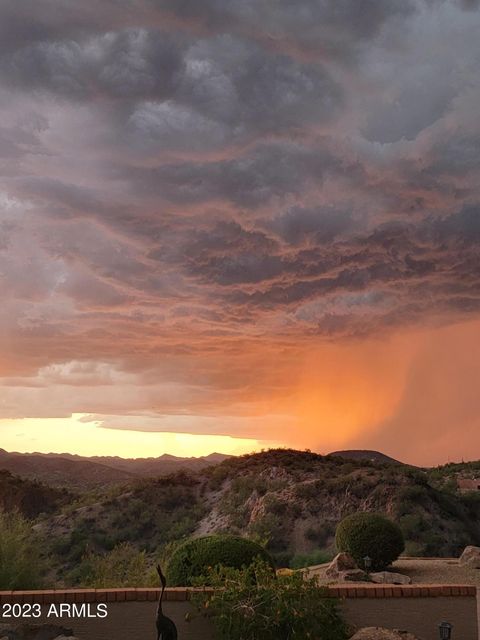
[{"left": 156, "top": 564, "right": 178, "bottom": 640}]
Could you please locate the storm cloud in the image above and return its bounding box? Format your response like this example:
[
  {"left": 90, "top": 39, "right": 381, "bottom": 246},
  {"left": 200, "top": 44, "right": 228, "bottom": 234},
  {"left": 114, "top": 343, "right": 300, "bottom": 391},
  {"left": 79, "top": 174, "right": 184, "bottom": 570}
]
[{"left": 1, "top": 0, "right": 480, "bottom": 460}]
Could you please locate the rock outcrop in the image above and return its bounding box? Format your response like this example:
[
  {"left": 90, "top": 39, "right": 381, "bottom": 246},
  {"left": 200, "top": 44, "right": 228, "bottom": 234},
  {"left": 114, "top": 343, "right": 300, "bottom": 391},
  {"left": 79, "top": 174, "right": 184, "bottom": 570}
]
[
  {"left": 0, "top": 623, "right": 76, "bottom": 640},
  {"left": 369, "top": 571, "right": 411, "bottom": 585},
  {"left": 326, "top": 553, "right": 368, "bottom": 581},
  {"left": 459, "top": 545, "right": 480, "bottom": 568},
  {"left": 326, "top": 552, "right": 357, "bottom": 577},
  {"left": 350, "top": 627, "right": 420, "bottom": 640}
]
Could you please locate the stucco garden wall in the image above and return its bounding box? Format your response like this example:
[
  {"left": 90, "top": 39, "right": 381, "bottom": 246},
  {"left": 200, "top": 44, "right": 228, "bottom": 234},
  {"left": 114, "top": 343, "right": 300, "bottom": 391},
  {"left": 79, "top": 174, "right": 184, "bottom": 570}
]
[{"left": 0, "top": 585, "right": 477, "bottom": 640}]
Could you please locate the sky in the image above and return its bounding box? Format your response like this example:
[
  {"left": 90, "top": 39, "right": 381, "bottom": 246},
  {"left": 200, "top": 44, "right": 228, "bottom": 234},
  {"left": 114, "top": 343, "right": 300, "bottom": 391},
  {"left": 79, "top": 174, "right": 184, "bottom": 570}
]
[{"left": 0, "top": 1, "right": 480, "bottom": 465}]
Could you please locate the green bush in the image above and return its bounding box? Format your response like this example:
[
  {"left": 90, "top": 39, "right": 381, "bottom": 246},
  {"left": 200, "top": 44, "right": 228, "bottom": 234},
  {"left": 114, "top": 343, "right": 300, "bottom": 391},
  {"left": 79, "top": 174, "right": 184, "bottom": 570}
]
[
  {"left": 271, "top": 550, "right": 293, "bottom": 568},
  {"left": 75, "top": 542, "right": 156, "bottom": 588},
  {"left": 304, "top": 521, "right": 335, "bottom": 546},
  {"left": 289, "top": 549, "right": 332, "bottom": 569},
  {"left": 166, "top": 534, "right": 274, "bottom": 586},
  {"left": 0, "top": 509, "right": 44, "bottom": 589},
  {"left": 247, "top": 513, "right": 286, "bottom": 551},
  {"left": 191, "top": 559, "right": 348, "bottom": 640},
  {"left": 335, "top": 513, "right": 404, "bottom": 570}
]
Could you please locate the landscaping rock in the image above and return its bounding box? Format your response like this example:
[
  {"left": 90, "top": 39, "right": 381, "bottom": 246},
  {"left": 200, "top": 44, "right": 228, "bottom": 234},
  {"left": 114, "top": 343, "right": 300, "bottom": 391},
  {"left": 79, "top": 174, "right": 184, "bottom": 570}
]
[
  {"left": 339, "top": 569, "right": 369, "bottom": 582},
  {"left": 0, "top": 624, "right": 74, "bottom": 640},
  {"left": 369, "top": 571, "right": 411, "bottom": 585},
  {"left": 326, "top": 552, "right": 358, "bottom": 578},
  {"left": 459, "top": 545, "right": 480, "bottom": 568},
  {"left": 351, "top": 627, "right": 420, "bottom": 640}
]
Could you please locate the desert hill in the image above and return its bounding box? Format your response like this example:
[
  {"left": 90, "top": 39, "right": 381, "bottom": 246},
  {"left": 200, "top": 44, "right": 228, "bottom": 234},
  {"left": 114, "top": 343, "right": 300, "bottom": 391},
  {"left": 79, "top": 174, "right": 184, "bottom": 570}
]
[
  {"left": 328, "top": 449, "right": 405, "bottom": 465},
  {"left": 32, "top": 448, "right": 480, "bottom": 584}
]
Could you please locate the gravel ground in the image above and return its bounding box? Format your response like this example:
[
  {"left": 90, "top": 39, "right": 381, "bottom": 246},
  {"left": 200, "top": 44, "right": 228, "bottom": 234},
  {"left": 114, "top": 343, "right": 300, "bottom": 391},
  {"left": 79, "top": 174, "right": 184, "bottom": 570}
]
[{"left": 305, "top": 557, "right": 480, "bottom": 585}]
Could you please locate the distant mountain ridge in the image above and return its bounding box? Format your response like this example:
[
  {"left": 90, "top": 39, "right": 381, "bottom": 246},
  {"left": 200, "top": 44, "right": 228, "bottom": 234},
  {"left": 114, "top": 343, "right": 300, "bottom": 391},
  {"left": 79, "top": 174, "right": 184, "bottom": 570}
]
[
  {"left": 0, "top": 448, "right": 231, "bottom": 489},
  {"left": 0, "top": 449, "right": 135, "bottom": 490}
]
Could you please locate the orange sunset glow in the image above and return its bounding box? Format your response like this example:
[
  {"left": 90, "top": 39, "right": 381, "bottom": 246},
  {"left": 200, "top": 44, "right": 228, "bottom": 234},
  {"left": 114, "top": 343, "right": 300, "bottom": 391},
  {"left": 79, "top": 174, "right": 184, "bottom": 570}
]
[{"left": 1, "top": 1, "right": 480, "bottom": 466}]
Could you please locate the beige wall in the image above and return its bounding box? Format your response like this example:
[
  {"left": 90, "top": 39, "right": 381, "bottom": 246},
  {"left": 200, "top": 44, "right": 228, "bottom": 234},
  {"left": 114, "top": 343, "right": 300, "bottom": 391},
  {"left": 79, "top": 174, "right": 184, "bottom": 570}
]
[
  {"left": 2, "top": 587, "right": 477, "bottom": 640},
  {"left": 36, "top": 602, "right": 212, "bottom": 640},
  {"left": 341, "top": 595, "right": 478, "bottom": 640},
  {"left": 35, "top": 598, "right": 478, "bottom": 640}
]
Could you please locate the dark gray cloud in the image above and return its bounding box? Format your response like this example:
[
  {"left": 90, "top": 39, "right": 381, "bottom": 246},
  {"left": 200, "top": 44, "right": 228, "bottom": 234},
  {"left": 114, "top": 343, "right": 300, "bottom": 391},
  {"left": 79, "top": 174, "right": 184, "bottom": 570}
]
[
  {"left": 0, "top": 0, "right": 480, "bottom": 433},
  {"left": 119, "top": 141, "right": 340, "bottom": 205},
  {"left": 147, "top": 0, "right": 418, "bottom": 60},
  {"left": 425, "top": 133, "right": 480, "bottom": 176},
  {"left": 266, "top": 206, "right": 357, "bottom": 245},
  {"left": 363, "top": 81, "right": 455, "bottom": 144},
  {"left": 0, "top": 29, "right": 184, "bottom": 101},
  {"left": 0, "top": 30, "right": 342, "bottom": 154},
  {"left": 456, "top": 0, "right": 480, "bottom": 9}
]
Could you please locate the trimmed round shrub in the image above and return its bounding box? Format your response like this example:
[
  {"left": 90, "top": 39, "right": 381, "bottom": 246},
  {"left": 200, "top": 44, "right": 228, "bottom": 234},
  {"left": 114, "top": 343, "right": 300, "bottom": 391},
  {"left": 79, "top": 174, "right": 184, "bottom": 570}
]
[
  {"left": 166, "top": 535, "right": 275, "bottom": 586},
  {"left": 335, "top": 513, "right": 405, "bottom": 571}
]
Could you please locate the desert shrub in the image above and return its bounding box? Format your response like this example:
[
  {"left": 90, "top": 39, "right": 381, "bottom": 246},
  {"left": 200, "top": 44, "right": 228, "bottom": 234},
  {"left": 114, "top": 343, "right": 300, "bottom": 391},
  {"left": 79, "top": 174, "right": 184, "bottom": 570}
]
[
  {"left": 398, "top": 513, "right": 429, "bottom": 539},
  {"left": 271, "top": 550, "right": 293, "bottom": 568},
  {"left": 404, "top": 540, "right": 425, "bottom": 556},
  {"left": 218, "top": 477, "right": 263, "bottom": 527},
  {"left": 434, "top": 490, "right": 465, "bottom": 519},
  {"left": 420, "top": 531, "right": 453, "bottom": 557},
  {"left": 325, "top": 477, "right": 352, "bottom": 494},
  {"left": 335, "top": 513, "right": 405, "bottom": 570},
  {"left": 305, "top": 521, "right": 335, "bottom": 546},
  {"left": 191, "top": 558, "right": 348, "bottom": 640},
  {"left": 462, "top": 491, "right": 480, "bottom": 513},
  {"left": 76, "top": 542, "right": 156, "bottom": 587},
  {"left": 247, "top": 513, "right": 287, "bottom": 552},
  {"left": 402, "top": 469, "right": 429, "bottom": 485},
  {"left": 0, "top": 509, "right": 44, "bottom": 589},
  {"left": 289, "top": 549, "right": 332, "bottom": 569},
  {"left": 166, "top": 534, "right": 274, "bottom": 586},
  {"left": 264, "top": 495, "right": 288, "bottom": 516},
  {"left": 294, "top": 481, "right": 319, "bottom": 499}
]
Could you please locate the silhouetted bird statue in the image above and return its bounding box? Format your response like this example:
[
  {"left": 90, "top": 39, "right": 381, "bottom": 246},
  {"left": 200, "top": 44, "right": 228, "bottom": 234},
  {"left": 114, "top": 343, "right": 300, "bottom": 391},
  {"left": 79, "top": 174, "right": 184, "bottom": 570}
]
[{"left": 156, "top": 564, "right": 178, "bottom": 640}]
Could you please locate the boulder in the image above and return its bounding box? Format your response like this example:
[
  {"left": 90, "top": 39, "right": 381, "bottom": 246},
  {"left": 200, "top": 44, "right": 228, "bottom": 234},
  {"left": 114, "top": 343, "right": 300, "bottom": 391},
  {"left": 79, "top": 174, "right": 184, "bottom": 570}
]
[
  {"left": 459, "top": 545, "right": 480, "bottom": 568},
  {"left": 369, "top": 571, "right": 411, "bottom": 585},
  {"left": 338, "top": 569, "right": 369, "bottom": 582},
  {"left": 326, "top": 552, "right": 358, "bottom": 578},
  {"left": 0, "top": 624, "right": 74, "bottom": 640},
  {"left": 351, "top": 627, "right": 420, "bottom": 640}
]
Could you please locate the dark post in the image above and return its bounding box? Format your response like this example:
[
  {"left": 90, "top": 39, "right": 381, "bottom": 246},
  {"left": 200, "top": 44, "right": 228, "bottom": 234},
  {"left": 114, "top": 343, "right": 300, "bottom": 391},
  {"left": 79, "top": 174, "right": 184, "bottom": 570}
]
[
  {"left": 438, "top": 622, "right": 453, "bottom": 640},
  {"left": 363, "top": 555, "right": 372, "bottom": 573}
]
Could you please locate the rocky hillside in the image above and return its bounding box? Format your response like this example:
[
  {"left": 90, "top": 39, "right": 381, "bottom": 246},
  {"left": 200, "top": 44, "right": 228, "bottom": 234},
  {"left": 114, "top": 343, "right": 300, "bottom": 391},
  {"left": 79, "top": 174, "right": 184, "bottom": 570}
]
[
  {"left": 428, "top": 460, "right": 480, "bottom": 490},
  {"left": 0, "top": 469, "right": 71, "bottom": 518},
  {"left": 32, "top": 449, "right": 480, "bottom": 583}
]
